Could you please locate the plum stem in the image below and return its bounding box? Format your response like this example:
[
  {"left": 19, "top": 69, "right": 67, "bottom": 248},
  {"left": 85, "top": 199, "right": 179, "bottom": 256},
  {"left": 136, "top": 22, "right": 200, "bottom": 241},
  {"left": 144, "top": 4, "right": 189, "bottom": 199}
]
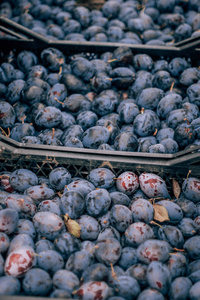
[
  {"left": 107, "top": 59, "right": 117, "bottom": 63},
  {"left": 173, "top": 248, "right": 186, "bottom": 252},
  {"left": 183, "top": 118, "right": 190, "bottom": 125},
  {"left": 160, "top": 23, "right": 166, "bottom": 29},
  {"left": 33, "top": 253, "right": 42, "bottom": 258},
  {"left": 0, "top": 127, "right": 10, "bottom": 137},
  {"left": 141, "top": 107, "right": 145, "bottom": 114},
  {"left": 150, "top": 220, "right": 163, "bottom": 228},
  {"left": 89, "top": 245, "right": 99, "bottom": 254},
  {"left": 186, "top": 170, "right": 192, "bottom": 181},
  {"left": 170, "top": 82, "right": 174, "bottom": 92},
  {"left": 52, "top": 128, "right": 55, "bottom": 140},
  {"left": 153, "top": 128, "right": 158, "bottom": 136},
  {"left": 110, "top": 263, "right": 119, "bottom": 282},
  {"left": 64, "top": 185, "right": 70, "bottom": 191},
  {"left": 58, "top": 66, "right": 62, "bottom": 74},
  {"left": 54, "top": 97, "right": 65, "bottom": 105},
  {"left": 20, "top": 116, "right": 26, "bottom": 123}
]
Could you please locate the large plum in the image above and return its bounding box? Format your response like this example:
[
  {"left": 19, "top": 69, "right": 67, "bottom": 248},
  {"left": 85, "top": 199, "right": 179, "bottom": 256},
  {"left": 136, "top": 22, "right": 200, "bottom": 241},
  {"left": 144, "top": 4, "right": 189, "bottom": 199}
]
[
  {"left": 133, "top": 110, "right": 157, "bottom": 137},
  {"left": 33, "top": 211, "right": 64, "bottom": 240},
  {"left": 82, "top": 126, "right": 110, "bottom": 149},
  {"left": 184, "top": 236, "right": 200, "bottom": 259},
  {"left": 4, "top": 246, "right": 36, "bottom": 277},
  {"left": 156, "top": 200, "right": 183, "bottom": 224},
  {"left": 139, "top": 173, "right": 171, "bottom": 199},
  {"left": 116, "top": 171, "right": 139, "bottom": 195},
  {"left": 146, "top": 261, "right": 171, "bottom": 295},
  {"left": 136, "top": 239, "right": 171, "bottom": 264},
  {"left": 156, "top": 93, "right": 182, "bottom": 119},
  {"left": 87, "top": 168, "right": 115, "bottom": 189},
  {"left": 182, "top": 177, "right": 200, "bottom": 203},
  {"left": 0, "top": 208, "right": 19, "bottom": 234},
  {"left": 136, "top": 87, "right": 164, "bottom": 110},
  {"left": 0, "top": 101, "right": 16, "bottom": 128},
  {"left": 174, "top": 122, "right": 196, "bottom": 148}
]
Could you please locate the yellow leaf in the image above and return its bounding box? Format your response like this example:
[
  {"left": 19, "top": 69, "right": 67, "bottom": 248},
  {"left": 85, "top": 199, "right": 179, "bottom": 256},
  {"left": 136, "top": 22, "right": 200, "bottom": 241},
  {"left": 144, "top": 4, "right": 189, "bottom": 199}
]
[
  {"left": 63, "top": 214, "right": 81, "bottom": 238},
  {"left": 153, "top": 204, "right": 170, "bottom": 222},
  {"left": 172, "top": 179, "right": 181, "bottom": 199}
]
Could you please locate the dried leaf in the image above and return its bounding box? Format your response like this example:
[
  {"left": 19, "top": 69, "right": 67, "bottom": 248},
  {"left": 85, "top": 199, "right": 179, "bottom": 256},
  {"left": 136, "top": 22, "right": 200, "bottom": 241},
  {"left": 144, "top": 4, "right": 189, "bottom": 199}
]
[
  {"left": 63, "top": 214, "right": 81, "bottom": 238},
  {"left": 153, "top": 204, "right": 170, "bottom": 222},
  {"left": 172, "top": 179, "right": 181, "bottom": 199}
]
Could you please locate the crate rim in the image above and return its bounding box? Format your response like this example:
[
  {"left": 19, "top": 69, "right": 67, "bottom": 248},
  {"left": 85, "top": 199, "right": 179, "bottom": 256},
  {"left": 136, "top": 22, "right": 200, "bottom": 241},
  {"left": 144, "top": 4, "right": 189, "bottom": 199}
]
[
  {"left": 1, "top": 38, "right": 200, "bottom": 60},
  {"left": 0, "top": 137, "right": 200, "bottom": 169},
  {"left": 0, "top": 134, "right": 200, "bottom": 160}
]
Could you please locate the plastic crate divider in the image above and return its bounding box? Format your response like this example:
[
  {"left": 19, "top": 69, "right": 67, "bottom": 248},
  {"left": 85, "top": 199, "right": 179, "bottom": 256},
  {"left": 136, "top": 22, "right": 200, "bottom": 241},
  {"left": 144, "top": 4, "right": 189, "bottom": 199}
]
[
  {"left": 174, "top": 34, "right": 200, "bottom": 51},
  {"left": 0, "top": 16, "right": 49, "bottom": 44},
  {"left": 0, "top": 25, "right": 30, "bottom": 40}
]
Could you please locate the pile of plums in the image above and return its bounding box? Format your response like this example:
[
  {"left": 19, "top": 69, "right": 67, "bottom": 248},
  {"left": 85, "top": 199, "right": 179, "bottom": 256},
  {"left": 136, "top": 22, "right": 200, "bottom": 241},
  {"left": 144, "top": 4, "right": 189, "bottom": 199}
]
[
  {"left": 0, "top": 46, "right": 200, "bottom": 154},
  {"left": 0, "top": 166, "right": 200, "bottom": 299},
  {"left": 0, "top": 0, "right": 200, "bottom": 45}
]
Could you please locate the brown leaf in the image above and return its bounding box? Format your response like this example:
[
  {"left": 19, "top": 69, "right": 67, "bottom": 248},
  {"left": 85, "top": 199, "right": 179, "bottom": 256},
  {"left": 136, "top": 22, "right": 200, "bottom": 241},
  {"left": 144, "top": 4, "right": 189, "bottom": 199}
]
[
  {"left": 172, "top": 179, "right": 181, "bottom": 199},
  {"left": 153, "top": 204, "right": 170, "bottom": 222},
  {"left": 63, "top": 214, "right": 81, "bottom": 238}
]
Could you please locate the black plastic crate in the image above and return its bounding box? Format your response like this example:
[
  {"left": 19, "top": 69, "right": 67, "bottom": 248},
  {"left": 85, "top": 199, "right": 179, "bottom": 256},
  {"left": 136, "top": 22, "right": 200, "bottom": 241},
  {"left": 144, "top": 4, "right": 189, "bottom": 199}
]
[
  {"left": 0, "top": 132, "right": 199, "bottom": 300},
  {"left": 0, "top": 152, "right": 199, "bottom": 300},
  {"left": 0, "top": 26, "right": 200, "bottom": 177}
]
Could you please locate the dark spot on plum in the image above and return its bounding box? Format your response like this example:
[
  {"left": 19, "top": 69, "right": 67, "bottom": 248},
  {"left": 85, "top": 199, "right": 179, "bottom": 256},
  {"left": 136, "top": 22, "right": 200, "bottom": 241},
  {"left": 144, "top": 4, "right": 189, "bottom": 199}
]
[
  {"left": 122, "top": 181, "right": 126, "bottom": 189},
  {"left": 194, "top": 181, "right": 200, "bottom": 190},
  {"left": 76, "top": 289, "right": 84, "bottom": 298},
  {"left": 94, "top": 290, "right": 103, "bottom": 300},
  {"left": 0, "top": 113, "right": 6, "bottom": 119},
  {"left": 144, "top": 178, "right": 158, "bottom": 188},
  {"left": 156, "top": 281, "right": 162, "bottom": 288},
  {"left": 6, "top": 253, "right": 27, "bottom": 274},
  {"left": 43, "top": 201, "right": 49, "bottom": 204},
  {"left": 115, "top": 247, "right": 120, "bottom": 256},
  {"left": 136, "top": 226, "right": 144, "bottom": 235}
]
